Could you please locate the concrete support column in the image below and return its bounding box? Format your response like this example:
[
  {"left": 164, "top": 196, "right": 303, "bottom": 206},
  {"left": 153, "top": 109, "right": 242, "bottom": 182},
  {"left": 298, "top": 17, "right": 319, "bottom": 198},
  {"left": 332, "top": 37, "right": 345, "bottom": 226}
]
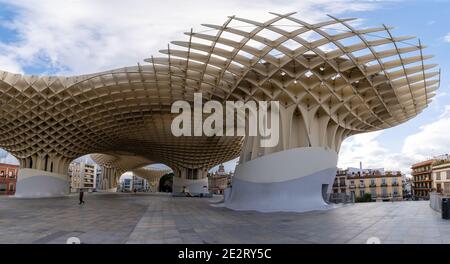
[
  {"left": 15, "top": 154, "right": 71, "bottom": 198},
  {"left": 99, "top": 166, "right": 119, "bottom": 192},
  {"left": 172, "top": 167, "right": 209, "bottom": 194},
  {"left": 226, "top": 105, "right": 343, "bottom": 212}
]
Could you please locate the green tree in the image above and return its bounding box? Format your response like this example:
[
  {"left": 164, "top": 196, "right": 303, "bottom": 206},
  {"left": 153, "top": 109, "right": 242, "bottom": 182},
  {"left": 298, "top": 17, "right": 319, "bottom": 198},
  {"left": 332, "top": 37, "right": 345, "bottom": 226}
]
[{"left": 356, "top": 193, "right": 372, "bottom": 203}]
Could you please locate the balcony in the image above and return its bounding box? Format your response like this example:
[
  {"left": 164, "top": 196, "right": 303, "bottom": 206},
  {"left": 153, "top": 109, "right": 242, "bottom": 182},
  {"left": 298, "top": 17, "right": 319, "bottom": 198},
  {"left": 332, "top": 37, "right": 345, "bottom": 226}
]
[
  {"left": 380, "top": 183, "right": 388, "bottom": 187},
  {"left": 369, "top": 183, "right": 377, "bottom": 188},
  {"left": 412, "top": 170, "right": 432, "bottom": 176},
  {"left": 359, "top": 184, "right": 365, "bottom": 188},
  {"left": 349, "top": 184, "right": 356, "bottom": 189},
  {"left": 339, "top": 183, "right": 346, "bottom": 187},
  {"left": 414, "top": 178, "right": 432, "bottom": 183},
  {"left": 392, "top": 183, "right": 399, "bottom": 187}
]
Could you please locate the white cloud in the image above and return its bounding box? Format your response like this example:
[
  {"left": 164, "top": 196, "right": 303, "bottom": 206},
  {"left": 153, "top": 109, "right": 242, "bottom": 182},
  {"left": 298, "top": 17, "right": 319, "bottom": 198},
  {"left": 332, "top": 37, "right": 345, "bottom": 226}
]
[
  {"left": 402, "top": 113, "right": 450, "bottom": 161},
  {"left": 0, "top": 149, "right": 19, "bottom": 165},
  {"left": 0, "top": 0, "right": 397, "bottom": 168},
  {"left": 0, "top": 0, "right": 381, "bottom": 75},
  {"left": 444, "top": 33, "right": 450, "bottom": 43},
  {"left": 339, "top": 105, "right": 450, "bottom": 175},
  {"left": 338, "top": 131, "right": 390, "bottom": 169},
  {"left": 339, "top": 132, "right": 415, "bottom": 175}
]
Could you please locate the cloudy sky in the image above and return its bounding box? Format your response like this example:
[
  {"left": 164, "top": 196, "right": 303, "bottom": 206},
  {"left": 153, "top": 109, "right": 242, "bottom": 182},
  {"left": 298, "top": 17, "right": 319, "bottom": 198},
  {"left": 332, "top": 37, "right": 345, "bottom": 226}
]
[{"left": 0, "top": 0, "right": 449, "bottom": 176}]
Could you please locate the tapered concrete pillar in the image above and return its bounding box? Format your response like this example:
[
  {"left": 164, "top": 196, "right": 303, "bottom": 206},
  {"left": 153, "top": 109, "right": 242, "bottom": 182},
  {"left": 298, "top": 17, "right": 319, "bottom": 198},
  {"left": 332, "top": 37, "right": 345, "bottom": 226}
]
[
  {"left": 225, "top": 147, "right": 337, "bottom": 212},
  {"left": 98, "top": 166, "right": 119, "bottom": 192},
  {"left": 15, "top": 155, "right": 71, "bottom": 198},
  {"left": 225, "top": 104, "right": 351, "bottom": 212},
  {"left": 172, "top": 167, "right": 209, "bottom": 194}
]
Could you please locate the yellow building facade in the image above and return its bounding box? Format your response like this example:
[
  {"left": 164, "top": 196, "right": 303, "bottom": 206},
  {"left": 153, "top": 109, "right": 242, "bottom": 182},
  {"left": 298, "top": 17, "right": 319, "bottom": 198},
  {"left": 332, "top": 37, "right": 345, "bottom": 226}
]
[{"left": 333, "top": 169, "right": 403, "bottom": 201}]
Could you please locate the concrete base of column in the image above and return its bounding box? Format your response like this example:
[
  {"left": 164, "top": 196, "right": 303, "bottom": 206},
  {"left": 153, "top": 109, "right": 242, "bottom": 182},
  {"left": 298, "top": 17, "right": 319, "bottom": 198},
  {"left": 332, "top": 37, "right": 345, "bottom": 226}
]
[
  {"left": 225, "top": 147, "right": 338, "bottom": 213},
  {"left": 15, "top": 168, "right": 69, "bottom": 198},
  {"left": 173, "top": 177, "right": 209, "bottom": 195}
]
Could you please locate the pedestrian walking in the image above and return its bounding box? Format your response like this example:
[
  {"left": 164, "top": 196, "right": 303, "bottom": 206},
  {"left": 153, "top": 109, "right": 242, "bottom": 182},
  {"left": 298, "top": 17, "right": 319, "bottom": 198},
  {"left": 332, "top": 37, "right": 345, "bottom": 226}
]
[{"left": 79, "top": 189, "right": 85, "bottom": 205}]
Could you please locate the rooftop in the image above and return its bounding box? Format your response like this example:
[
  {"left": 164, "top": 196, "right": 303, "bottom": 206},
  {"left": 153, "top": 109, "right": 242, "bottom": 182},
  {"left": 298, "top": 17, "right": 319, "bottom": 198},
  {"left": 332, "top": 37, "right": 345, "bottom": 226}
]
[{"left": 412, "top": 159, "right": 435, "bottom": 168}]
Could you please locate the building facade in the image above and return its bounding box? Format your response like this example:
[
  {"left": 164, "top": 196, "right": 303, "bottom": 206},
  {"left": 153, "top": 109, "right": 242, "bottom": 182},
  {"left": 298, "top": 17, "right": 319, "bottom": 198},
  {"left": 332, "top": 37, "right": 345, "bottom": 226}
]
[
  {"left": 132, "top": 175, "right": 149, "bottom": 192},
  {"left": 411, "top": 160, "right": 434, "bottom": 200},
  {"left": 120, "top": 175, "right": 149, "bottom": 192},
  {"left": 95, "top": 166, "right": 102, "bottom": 191},
  {"left": 0, "top": 163, "right": 19, "bottom": 195},
  {"left": 403, "top": 176, "right": 413, "bottom": 199},
  {"left": 334, "top": 169, "right": 348, "bottom": 194},
  {"left": 333, "top": 168, "right": 404, "bottom": 202},
  {"left": 431, "top": 157, "right": 450, "bottom": 195},
  {"left": 121, "top": 178, "right": 132, "bottom": 192},
  {"left": 68, "top": 162, "right": 97, "bottom": 192},
  {"left": 208, "top": 164, "right": 233, "bottom": 195}
]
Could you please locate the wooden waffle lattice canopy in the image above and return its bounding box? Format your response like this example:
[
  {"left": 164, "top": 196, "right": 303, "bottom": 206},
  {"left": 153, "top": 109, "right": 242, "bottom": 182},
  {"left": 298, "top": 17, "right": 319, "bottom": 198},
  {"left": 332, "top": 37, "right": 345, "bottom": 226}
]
[{"left": 0, "top": 12, "right": 439, "bottom": 174}]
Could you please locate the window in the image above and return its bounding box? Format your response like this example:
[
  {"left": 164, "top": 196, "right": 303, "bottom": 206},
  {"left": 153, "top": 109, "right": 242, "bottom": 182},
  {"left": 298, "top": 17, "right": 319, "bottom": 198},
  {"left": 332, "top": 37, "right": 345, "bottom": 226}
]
[
  {"left": 0, "top": 183, "right": 6, "bottom": 192},
  {"left": 382, "top": 188, "right": 387, "bottom": 197},
  {"left": 0, "top": 170, "right": 4, "bottom": 177},
  {"left": 444, "top": 183, "right": 450, "bottom": 194},
  {"left": 447, "top": 171, "right": 450, "bottom": 180},
  {"left": 371, "top": 189, "right": 377, "bottom": 198},
  {"left": 393, "top": 188, "right": 398, "bottom": 196},
  {"left": 381, "top": 178, "right": 387, "bottom": 184},
  {"left": 435, "top": 172, "right": 441, "bottom": 180},
  {"left": 8, "top": 184, "right": 14, "bottom": 192},
  {"left": 370, "top": 179, "right": 375, "bottom": 185},
  {"left": 359, "top": 190, "right": 365, "bottom": 197}
]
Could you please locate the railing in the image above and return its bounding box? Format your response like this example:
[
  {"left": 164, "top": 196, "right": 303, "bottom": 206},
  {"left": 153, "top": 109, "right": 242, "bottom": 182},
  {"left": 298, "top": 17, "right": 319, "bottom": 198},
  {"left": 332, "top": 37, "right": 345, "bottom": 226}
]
[
  {"left": 369, "top": 183, "right": 376, "bottom": 187},
  {"left": 380, "top": 183, "right": 388, "bottom": 187},
  {"left": 414, "top": 187, "right": 430, "bottom": 190},
  {"left": 328, "top": 193, "right": 352, "bottom": 204},
  {"left": 349, "top": 184, "right": 356, "bottom": 188},
  {"left": 430, "top": 192, "right": 443, "bottom": 213},
  {"left": 392, "top": 183, "right": 399, "bottom": 187}
]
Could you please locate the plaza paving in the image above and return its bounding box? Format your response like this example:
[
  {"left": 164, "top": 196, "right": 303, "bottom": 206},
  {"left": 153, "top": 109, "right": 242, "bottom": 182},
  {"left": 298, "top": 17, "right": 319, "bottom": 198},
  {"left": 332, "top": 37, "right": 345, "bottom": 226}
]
[{"left": 0, "top": 192, "right": 449, "bottom": 244}]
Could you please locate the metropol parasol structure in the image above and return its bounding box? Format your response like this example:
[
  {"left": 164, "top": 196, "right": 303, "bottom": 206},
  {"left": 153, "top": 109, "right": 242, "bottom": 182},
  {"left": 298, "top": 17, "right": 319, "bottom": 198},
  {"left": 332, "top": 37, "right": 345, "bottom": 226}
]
[{"left": 0, "top": 12, "right": 439, "bottom": 212}]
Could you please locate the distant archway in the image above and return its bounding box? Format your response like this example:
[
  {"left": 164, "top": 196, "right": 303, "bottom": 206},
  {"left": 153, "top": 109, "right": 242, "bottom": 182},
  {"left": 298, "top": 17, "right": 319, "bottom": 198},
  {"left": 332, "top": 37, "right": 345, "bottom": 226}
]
[{"left": 159, "top": 173, "right": 173, "bottom": 193}]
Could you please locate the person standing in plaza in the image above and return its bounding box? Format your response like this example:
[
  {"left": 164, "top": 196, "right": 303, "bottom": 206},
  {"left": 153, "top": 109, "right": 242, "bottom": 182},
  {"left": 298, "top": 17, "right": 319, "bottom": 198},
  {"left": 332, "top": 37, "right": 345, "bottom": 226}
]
[{"left": 79, "top": 189, "right": 85, "bottom": 205}]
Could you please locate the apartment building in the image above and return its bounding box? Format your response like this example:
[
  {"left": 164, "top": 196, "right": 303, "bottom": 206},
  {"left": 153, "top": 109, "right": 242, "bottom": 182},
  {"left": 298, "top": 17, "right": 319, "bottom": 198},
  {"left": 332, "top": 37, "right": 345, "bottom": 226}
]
[
  {"left": 120, "top": 175, "right": 149, "bottom": 192},
  {"left": 0, "top": 163, "right": 19, "bottom": 195},
  {"left": 431, "top": 157, "right": 450, "bottom": 195},
  {"left": 208, "top": 164, "right": 233, "bottom": 194},
  {"left": 69, "top": 162, "right": 97, "bottom": 192},
  {"left": 411, "top": 160, "right": 434, "bottom": 199},
  {"left": 333, "top": 167, "right": 404, "bottom": 202}
]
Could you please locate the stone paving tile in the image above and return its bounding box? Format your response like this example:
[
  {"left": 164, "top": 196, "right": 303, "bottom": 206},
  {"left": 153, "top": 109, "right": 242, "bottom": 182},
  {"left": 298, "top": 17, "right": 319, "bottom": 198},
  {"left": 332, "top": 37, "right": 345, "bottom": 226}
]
[
  {"left": 0, "top": 193, "right": 148, "bottom": 244},
  {"left": 1, "top": 193, "right": 450, "bottom": 244}
]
